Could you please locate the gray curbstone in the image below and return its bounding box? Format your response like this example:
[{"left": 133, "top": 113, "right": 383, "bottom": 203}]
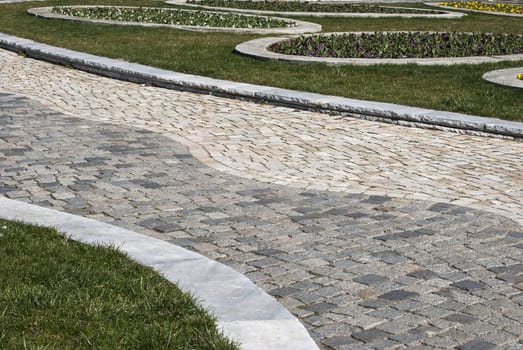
[
  {"left": 0, "top": 32, "right": 522, "bottom": 139},
  {"left": 482, "top": 67, "right": 523, "bottom": 90},
  {"left": 0, "top": 197, "right": 320, "bottom": 350}
]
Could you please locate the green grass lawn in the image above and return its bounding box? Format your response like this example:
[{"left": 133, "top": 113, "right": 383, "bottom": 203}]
[
  {"left": 0, "top": 219, "right": 239, "bottom": 350},
  {"left": 0, "top": 0, "right": 522, "bottom": 120}
]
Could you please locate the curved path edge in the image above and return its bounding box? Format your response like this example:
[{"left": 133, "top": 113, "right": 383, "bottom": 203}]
[
  {"left": 0, "top": 197, "right": 319, "bottom": 350},
  {"left": 482, "top": 67, "right": 523, "bottom": 89},
  {"left": 0, "top": 32, "right": 522, "bottom": 138},
  {"left": 235, "top": 35, "right": 523, "bottom": 66},
  {"left": 27, "top": 6, "right": 322, "bottom": 35}
]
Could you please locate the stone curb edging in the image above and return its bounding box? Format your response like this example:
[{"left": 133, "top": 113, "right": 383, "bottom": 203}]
[
  {"left": 0, "top": 32, "right": 522, "bottom": 138},
  {"left": 483, "top": 67, "right": 523, "bottom": 89},
  {"left": 27, "top": 5, "right": 321, "bottom": 35},
  {"left": 234, "top": 34, "right": 523, "bottom": 66},
  {"left": 165, "top": 0, "right": 465, "bottom": 18},
  {"left": 0, "top": 197, "right": 319, "bottom": 350},
  {"left": 425, "top": 2, "right": 523, "bottom": 17}
]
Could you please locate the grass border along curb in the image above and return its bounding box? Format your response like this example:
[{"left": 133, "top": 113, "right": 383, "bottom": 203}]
[
  {"left": 0, "top": 197, "right": 319, "bottom": 350},
  {"left": 0, "top": 32, "right": 522, "bottom": 139}
]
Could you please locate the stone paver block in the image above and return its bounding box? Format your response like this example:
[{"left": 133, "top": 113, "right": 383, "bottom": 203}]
[
  {"left": 379, "top": 290, "right": 419, "bottom": 301},
  {"left": 457, "top": 340, "right": 496, "bottom": 350},
  {"left": 452, "top": 280, "right": 487, "bottom": 291}
]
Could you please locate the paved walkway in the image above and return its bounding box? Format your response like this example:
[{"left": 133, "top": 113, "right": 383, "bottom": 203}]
[{"left": 1, "top": 49, "right": 523, "bottom": 349}]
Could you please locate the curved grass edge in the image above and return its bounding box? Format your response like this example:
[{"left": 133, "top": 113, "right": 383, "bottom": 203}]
[
  {"left": 0, "top": 196, "right": 320, "bottom": 349},
  {"left": 235, "top": 33, "right": 523, "bottom": 66},
  {"left": 27, "top": 5, "right": 322, "bottom": 34},
  {"left": 166, "top": 0, "right": 465, "bottom": 18},
  {"left": 0, "top": 218, "right": 240, "bottom": 350}
]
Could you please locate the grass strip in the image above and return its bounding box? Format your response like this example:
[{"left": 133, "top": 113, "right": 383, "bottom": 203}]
[
  {"left": 0, "top": 219, "right": 239, "bottom": 350},
  {"left": 0, "top": 0, "right": 522, "bottom": 120}
]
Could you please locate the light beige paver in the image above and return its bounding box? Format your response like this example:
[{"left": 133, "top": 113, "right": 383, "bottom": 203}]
[{"left": 0, "top": 49, "right": 522, "bottom": 225}]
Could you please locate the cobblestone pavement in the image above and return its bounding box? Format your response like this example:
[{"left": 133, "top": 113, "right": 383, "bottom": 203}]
[
  {"left": 0, "top": 50, "right": 522, "bottom": 225},
  {"left": 1, "top": 49, "right": 523, "bottom": 349}
]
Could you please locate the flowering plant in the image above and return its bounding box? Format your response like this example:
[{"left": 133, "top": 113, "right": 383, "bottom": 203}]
[
  {"left": 51, "top": 6, "right": 295, "bottom": 28},
  {"left": 189, "top": 0, "right": 443, "bottom": 14},
  {"left": 439, "top": 1, "right": 523, "bottom": 15},
  {"left": 269, "top": 32, "right": 523, "bottom": 59}
]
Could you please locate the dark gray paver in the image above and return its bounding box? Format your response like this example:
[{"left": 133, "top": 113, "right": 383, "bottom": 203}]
[
  {"left": 1, "top": 93, "right": 523, "bottom": 349},
  {"left": 452, "top": 280, "right": 487, "bottom": 291},
  {"left": 351, "top": 329, "right": 391, "bottom": 343},
  {"left": 379, "top": 290, "right": 419, "bottom": 300},
  {"left": 457, "top": 340, "right": 496, "bottom": 350}
]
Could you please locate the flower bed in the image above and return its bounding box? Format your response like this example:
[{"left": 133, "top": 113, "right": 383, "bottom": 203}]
[
  {"left": 269, "top": 32, "right": 523, "bottom": 59},
  {"left": 187, "top": 0, "right": 443, "bottom": 14},
  {"left": 439, "top": 1, "right": 523, "bottom": 15},
  {"left": 51, "top": 6, "right": 295, "bottom": 28}
]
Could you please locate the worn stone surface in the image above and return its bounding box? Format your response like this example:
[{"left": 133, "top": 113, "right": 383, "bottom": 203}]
[
  {"left": 0, "top": 49, "right": 522, "bottom": 226},
  {"left": 1, "top": 90, "right": 523, "bottom": 349}
]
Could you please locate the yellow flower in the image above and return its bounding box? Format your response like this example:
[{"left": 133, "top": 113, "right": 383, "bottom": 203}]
[{"left": 443, "top": 1, "right": 523, "bottom": 14}]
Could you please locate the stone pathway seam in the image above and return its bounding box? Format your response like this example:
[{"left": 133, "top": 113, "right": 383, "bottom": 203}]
[
  {"left": 1, "top": 92, "right": 522, "bottom": 349},
  {"left": 0, "top": 197, "right": 320, "bottom": 350},
  {"left": 0, "top": 32, "right": 522, "bottom": 138},
  {"left": 1, "top": 48, "right": 522, "bottom": 227}
]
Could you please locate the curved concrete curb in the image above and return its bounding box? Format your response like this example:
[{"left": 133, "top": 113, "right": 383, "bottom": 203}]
[
  {"left": 425, "top": 2, "right": 523, "bottom": 17},
  {"left": 483, "top": 67, "right": 523, "bottom": 89},
  {"left": 27, "top": 6, "right": 321, "bottom": 34},
  {"left": 166, "top": 0, "right": 465, "bottom": 18},
  {"left": 0, "top": 32, "right": 522, "bottom": 138},
  {"left": 234, "top": 33, "right": 523, "bottom": 66},
  {"left": 0, "top": 197, "right": 319, "bottom": 350}
]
